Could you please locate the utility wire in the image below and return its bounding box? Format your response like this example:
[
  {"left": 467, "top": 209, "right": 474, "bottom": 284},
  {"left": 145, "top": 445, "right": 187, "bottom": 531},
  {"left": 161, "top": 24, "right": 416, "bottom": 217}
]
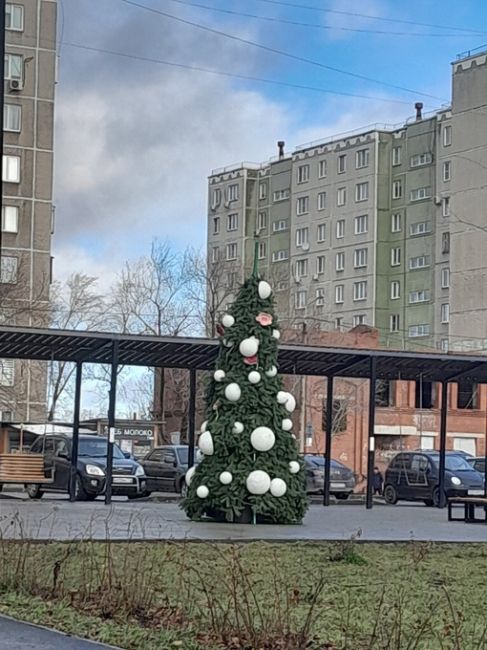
[{"left": 118, "top": 0, "right": 446, "bottom": 101}]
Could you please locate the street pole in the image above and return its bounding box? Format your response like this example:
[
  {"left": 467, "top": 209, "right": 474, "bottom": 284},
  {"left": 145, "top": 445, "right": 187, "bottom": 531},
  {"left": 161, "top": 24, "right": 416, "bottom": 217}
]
[{"left": 0, "top": 0, "right": 6, "bottom": 262}]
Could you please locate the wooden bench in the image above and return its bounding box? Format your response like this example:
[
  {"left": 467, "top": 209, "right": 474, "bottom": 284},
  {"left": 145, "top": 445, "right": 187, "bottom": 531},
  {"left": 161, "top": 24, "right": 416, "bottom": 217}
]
[
  {"left": 448, "top": 496, "right": 487, "bottom": 523},
  {"left": 0, "top": 454, "right": 53, "bottom": 484}
]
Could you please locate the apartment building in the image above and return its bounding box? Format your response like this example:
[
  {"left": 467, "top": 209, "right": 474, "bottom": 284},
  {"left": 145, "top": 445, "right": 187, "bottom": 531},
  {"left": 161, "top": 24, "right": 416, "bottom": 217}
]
[
  {"left": 208, "top": 49, "right": 487, "bottom": 353},
  {"left": 0, "top": 0, "right": 57, "bottom": 421}
]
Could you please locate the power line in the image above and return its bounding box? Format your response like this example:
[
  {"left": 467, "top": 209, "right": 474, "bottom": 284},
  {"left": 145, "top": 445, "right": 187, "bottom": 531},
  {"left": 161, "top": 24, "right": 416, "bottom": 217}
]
[
  {"left": 160, "top": 0, "right": 476, "bottom": 38},
  {"left": 118, "top": 0, "right": 446, "bottom": 101},
  {"left": 251, "top": 0, "right": 487, "bottom": 37}
]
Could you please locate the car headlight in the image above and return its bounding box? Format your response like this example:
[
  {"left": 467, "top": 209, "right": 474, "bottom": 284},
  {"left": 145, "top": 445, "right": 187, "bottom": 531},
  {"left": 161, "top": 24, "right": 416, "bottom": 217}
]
[
  {"left": 86, "top": 464, "right": 105, "bottom": 477},
  {"left": 450, "top": 476, "right": 461, "bottom": 486},
  {"left": 135, "top": 465, "right": 145, "bottom": 477}
]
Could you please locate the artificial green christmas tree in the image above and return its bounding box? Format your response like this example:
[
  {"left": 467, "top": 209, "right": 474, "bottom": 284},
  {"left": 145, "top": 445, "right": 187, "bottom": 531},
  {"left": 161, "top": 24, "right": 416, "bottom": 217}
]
[{"left": 182, "top": 257, "right": 308, "bottom": 524}]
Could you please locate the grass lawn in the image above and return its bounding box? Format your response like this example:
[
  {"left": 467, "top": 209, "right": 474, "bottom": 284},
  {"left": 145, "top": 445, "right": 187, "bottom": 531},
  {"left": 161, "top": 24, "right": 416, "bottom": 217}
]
[{"left": 1, "top": 540, "right": 486, "bottom": 649}]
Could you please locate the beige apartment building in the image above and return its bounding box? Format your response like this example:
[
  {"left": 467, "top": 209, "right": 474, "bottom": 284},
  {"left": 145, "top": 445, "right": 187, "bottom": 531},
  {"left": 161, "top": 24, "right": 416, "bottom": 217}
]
[{"left": 0, "top": 0, "right": 57, "bottom": 424}]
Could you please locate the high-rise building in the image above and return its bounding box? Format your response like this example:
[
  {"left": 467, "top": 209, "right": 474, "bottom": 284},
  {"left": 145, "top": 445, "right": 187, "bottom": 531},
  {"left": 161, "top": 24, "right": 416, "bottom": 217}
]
[
  {"left": 0, "top": 0, "right": 57, "bottom": 422},
  {"left": 207, "top": 50, "right": 487, "bottom": 353}
]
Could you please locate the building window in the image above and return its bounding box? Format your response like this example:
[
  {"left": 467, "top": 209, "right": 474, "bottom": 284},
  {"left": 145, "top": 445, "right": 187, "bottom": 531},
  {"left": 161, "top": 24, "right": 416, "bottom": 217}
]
[
  {"left": 410, "top": 152, "right": 432, "bottom": 168},
  {"left": 391, "top": 247, "right": 401, "bottom": 267},
  {"left": 273, "top": 189, "right": 289, "bottom": 202},
  {"left": 6, "top": 4, "right": 24, "bottom": 31},
  {"left": 441, "top": 267, "right": 450, "bottom": 289},
  {"left": 409, "top": 290, "right": 430, "bottom": 304},
  {"left": 443, "top": 161, "right": 451, "bottom": 182},
  {"left": 318, "top": 159, "right": 327, "bottom": 178},
  {"left": 355, "top": 148, "right": 369, "bottom": 169},
  {"left": 0, "top": 359, "right": 14, "bottom": 387},
  {"left": 295, "top": 259, "right": 308, "bottom": 278},
  {"left": 409, "top": 324, "right": 430, "bottom": 338},
  {"left": 258, "top": 241, "right": 266, "bottom": 259},
  {"left": 392, "top": 180, "right": 402, "bottom": 199},
  {"left": 335, "top": 252, "right": 345, "bottom": 272},
  {"left": 212, "top": 216, "right": 220, "bottom": 235},
  {"left": 272, "top": 219, "right": 287, "bottom": 232},
  {"left": 211, "top": 188, "right": 221, "bottom": 209},
  {"left": 410, "top": 186, "right": 432, "bottom": 202},
  {"left": 259, "top": 183, "right": 267, "bottom": 200},
  {"left": 226, "top": 243, "right": 237, "bottom": 260},
  {"left": 440, "top": 303, "right": 450, "bottom": 324},
  {"left": 315, "top": 288, "right": 325, "bottom": 306},
  {"left": 2, "top": 206, "right": 18, "bottom": 233},
  {"left": 409, "top": 255, "right": 430, "bottom": 270},
  {"left": 442, "top": 232, "right": 450, "bottom": 254},
  {"left": 442, "top": 197, "right": 450, "bottom": 217},
  {"left": 335, "top": 317, "right": 343, "bottom": 330},
  {"left": 2, "top": 155, "right": 20, "bottom": 183},
  {"left": 337, "top": 187, "right": 347, "bottom": 206},
  {"left": 354, "top": 214, "right": 368, "bottom": 235},
  {"left": 335, "top": 284, "right": 344, "bottom": 304},
  {"left": 415, "top": 380, "right": 435, "bottom": 408},
  {"left": 355, "top": 182, "right": 369, "bottom": 202},
  {"left": 336, "top": 219, "right": 345, "bottom": 239},
  {"left": 272, "top": 249, "right": 289, "bottom": 262},
  {"left": 390, "top": 281, "right": 400, "bottom": 299},
  {"left": 443, "top": 124, "right": 452, "bottom": 147},
  {"left": 337, "top": 154, "right": 346, "bottom": 174},
  {"left": 227, "top": 213, "right": 238, "bottom": 231},
  {"left": 257, "top": 211, "right": 267, "bottom": 231},
  {"left": 316, "top": 255, "right": 325, "bottom": 275},
  {"left": 354, "top": 248, "right": 367, "bottom": 269},
  {"left": 227, "top": 184, "right": 239, "bottom": 202},
  {"left": 4, "top": 53, "right": 22, "bottom": 81},
  {"left": 457, "top": 382, "right": 479, "bottom": 409},
  {"left": 352, "top": 314, "right": 366, "bottom": 327},
  {"left": 211, "top": 246, "right": 219, "bottom": 263},
  {"left": 317, "top": 223, "right": 326, "bottom": 242},
  {"left": 440, "top": 338, "right": 449, "bottom": 352},
  {"left": 4, "top": 104, "right": 21, "bottom": 132},
  {"left": 375, "top": 379, "right": 393, "bottom": 407},
  {"left": 297, "top": 196, "right": 309, "bottom": 215},
  {"left": 390, "top": 314, "right": 400, "bottom": 332},
  {"left": 353, "top": 280, "right": 367, "bottom": 301},
  {"left": 410, "top": 221, "right": 431, "bottom": 236},
  {"left": 391, "top": 213, "right": 401, "bottom": 232},
  {"left": 295, "top": 290, "right": 307, "bottom": 309},
  {"left": 0, "top": 256, "right": 18, "bottom": 283},
  {"left": 317, "top": 191, "right": 326, "bottom": 211},
  {"left": 297, "top": 164, "right": 310, "bottom": 184},
  {"left": 296, "top": 227, "right": 309, "bottom": 247},
  {"left": 392, "top": 146, "right": 402, "bottom": 166}
]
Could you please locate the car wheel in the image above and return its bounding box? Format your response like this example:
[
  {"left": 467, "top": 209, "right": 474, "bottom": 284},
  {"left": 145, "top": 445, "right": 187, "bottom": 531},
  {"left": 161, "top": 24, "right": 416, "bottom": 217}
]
[
  {"left": 432, "top": 487, "right": 447, "bottom": 508},
  {"left": 180, "top": 482, "right": 188, "bottom": 498},
  {"left": 74, "top": 475, "right": 88, "bottom": 501},
  {"left": 0, "top": 483, "right": 3, "bottom": 493},
  {"left": 335, "top": 493, "right": 350, "bottom": 501},
  {"left": 26, "top": 484, "right": 43, "bottom": 499},
  {"left": 383, "top": 484, "right": 398, "bottom": 505}
]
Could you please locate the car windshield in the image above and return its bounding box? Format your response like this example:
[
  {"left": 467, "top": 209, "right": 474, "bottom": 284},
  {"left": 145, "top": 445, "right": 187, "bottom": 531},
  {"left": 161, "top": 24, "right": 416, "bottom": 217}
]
[
  {"left": 430, "top": 454, "right": 474, "bottom": 471},
  {"left": 78, "top": 439, "right": 124, "bottom": 459},
  {"left": 305, "top": 456, "right": 342, "bottom": 470}
]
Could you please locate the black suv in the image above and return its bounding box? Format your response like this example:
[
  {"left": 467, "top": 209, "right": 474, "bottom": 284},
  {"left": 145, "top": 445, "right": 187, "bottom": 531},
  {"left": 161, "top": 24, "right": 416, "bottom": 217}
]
[
  {"left": 384, "top": 451, "right": 484, "bottom": 506},
  {"left": 26, "top": 434, "right": 147, "bottom": 500},
  {"left": 142, "top": 445, "right": 193, "bottom": 494}
]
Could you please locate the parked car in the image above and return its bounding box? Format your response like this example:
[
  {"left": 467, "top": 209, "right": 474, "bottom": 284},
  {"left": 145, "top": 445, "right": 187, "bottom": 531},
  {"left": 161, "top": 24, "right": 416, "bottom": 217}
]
[
  {"left": 384, "top": 451, "right": 484, "bottom": 506},
  {"left": 304, "top": 454, "right": 356, "bottom": 499},
  {"left": 142, "top": 445, "right": 196, "bottom": 495},
  {"left": 468, "top": 457, "right": 486, "bottom": 475},
  {"left": 25, "top": 434, "right": 147, "bottom": 501}
]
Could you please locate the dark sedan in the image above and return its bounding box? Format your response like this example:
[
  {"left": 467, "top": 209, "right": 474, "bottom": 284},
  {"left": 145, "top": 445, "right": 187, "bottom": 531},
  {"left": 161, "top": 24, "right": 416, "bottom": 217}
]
[{"left": 304, "top": 455, "right": 356, "bottom": 499}]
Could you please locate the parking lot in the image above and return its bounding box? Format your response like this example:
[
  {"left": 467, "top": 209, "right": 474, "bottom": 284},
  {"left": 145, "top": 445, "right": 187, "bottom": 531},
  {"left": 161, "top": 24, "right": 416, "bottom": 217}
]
[{"left": 1, "top": 489, "right": 486, "bottom": 542}]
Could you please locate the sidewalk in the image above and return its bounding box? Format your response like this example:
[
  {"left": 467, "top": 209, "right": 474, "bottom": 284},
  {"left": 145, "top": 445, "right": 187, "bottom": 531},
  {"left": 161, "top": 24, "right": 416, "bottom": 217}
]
[{"left": 0, "top": 615, "right": 121, "bottom": 649}]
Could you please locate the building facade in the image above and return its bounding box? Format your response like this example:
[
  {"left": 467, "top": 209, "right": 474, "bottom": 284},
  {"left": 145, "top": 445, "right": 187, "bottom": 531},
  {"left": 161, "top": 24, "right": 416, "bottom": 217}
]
[{"left": 0, "top": 0, "right": 57, "bottom": 421}]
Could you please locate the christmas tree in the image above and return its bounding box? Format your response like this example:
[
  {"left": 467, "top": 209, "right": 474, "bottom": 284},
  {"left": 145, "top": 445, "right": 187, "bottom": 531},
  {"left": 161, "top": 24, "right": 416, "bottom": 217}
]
[{"left": 182, "top": 254, "right": 308, "bottom": 524}]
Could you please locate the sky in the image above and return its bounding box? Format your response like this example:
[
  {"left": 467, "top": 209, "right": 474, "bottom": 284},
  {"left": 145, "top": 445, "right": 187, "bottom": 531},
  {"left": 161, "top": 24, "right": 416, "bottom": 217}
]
[{"left": 53, "top": 0, "right": 487, "bottom": 288}]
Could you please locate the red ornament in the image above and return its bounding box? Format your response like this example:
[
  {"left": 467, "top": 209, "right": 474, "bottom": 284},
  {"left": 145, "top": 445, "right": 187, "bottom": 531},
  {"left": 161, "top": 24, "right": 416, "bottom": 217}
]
[
  {"left": 244, "top": 355, "right": 258, "bottom": 365},
  {"left": 256, "top": 312, "right": 273, "bottom": 326},
  {"left": 216, "top": 323, "right": 225, "bottom": 336}
]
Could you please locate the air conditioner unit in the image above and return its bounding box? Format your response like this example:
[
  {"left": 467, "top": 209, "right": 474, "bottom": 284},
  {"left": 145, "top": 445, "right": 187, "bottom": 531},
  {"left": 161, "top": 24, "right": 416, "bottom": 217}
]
[
  {"left": 9, "top": 78, "right": 23, "bottom": 91},
  {"left": 434, "top": 196, "right": 442, "bottom": 206},
  {"left": 312, "top": 273, "right": 319, "bottom": 281},
  {"left": 302, "top": 242, "right": 310, "bottom": 251}
]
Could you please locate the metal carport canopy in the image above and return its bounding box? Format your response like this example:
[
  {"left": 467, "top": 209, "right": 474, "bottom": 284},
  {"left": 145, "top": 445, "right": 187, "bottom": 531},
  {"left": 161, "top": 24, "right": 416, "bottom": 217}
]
[{"left": 1, "top": 325, "right": 487, "bottom": 382}]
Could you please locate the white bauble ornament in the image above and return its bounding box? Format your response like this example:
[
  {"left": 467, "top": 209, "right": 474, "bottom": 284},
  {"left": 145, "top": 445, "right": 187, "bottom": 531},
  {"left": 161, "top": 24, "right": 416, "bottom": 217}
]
[
  {"left": 282, "top": 418, "right": 293, "bottom": 431},
  {"left": 239, "top": 336, "right": 259, "bottom": 357},
  {"left": 221, "top": 314, "right": 235, "bottom": 328},
  {"left": 214, "top": 369, "right": 226, "bottom": 382},
  {"left": 219, "top": 471, "right": 233, "bottom": 485},
  {"left": 250, "top": 426, "right": 275, "bottom": 452},
  {"left": 185, "top": 466, "right": 196, "bottom": 485},
  {"left": 285, "top": 395, "right": 296, "bottom": 413},
  {"left": 258, "top": 281, "right": 272, "bottom": 300},
  {"left": 225, "top": 383, "right": 241, "bottom": 402},
  {"left": 289, "top": 461, "right": 300, "bottom": 474},
  {"left": 291, "top": 434, "right": 297, "bottom": 440},
  {"left": 196, "top": 450, "right": 205, "bottom": 462},
  {"left": 196, "top": 485, "right": 209, "bottom": 498},
  {"left": 200, "top": 420, "right": 208, "bottom": 433},
  {"left": 246, "top": 470, "right": 271, "bottom": 495},
  {"left": 272, "top": 329, "right": 281, "bottom": 340},
  {"left": 198, "top": 431, "right": 214, "bottom": 455},
  {"left": 248, "top": 371, "right": 261, "bottom": 384},
  {"left": 277, "top": 391, "right": 288, "bottom": 404},
  {"left": 270, "top": 478, "right": 287, "bottom": 497},
  {"left": 232, "top": 421, "right": 244, "bottom": 434},
  {"left": 265, "top": 365, "right": 277, "bottom": 378}
]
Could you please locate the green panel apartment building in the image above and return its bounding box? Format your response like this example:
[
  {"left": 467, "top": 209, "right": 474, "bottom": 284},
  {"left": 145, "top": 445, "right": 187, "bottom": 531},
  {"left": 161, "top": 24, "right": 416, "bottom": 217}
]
[{"left": 208, "top": 49, "right": 487, "bottom": 353}]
